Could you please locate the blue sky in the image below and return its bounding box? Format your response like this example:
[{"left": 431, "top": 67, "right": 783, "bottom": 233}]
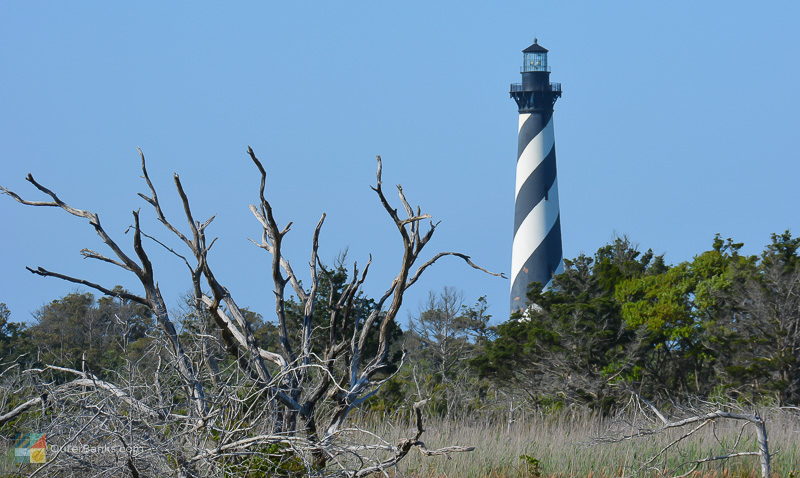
[{"left": 1, "top": 1, "right": 798, "bottom": 325}]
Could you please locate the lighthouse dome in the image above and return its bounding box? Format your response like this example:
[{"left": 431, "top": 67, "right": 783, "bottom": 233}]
[{"left": 522, "top": 39, "right": 549, "bottom": 53}]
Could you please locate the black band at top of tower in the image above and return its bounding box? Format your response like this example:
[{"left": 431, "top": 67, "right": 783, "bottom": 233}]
[{"left": 510, "top": 75, "right": 561, "bottom": 113}]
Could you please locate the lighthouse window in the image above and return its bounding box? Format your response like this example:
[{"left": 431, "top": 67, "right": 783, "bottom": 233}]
[{"left": 523, "top": 52, "right": 548, "bottom": 72}]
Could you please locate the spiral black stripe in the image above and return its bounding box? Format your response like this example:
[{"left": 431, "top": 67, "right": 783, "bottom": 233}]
[{"left": 513, "top": 145, "right": 557, "bottom": 235}]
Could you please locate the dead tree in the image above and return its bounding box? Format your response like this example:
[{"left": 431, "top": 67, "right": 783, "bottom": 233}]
[
  {"left": 0, "top": 148, "right": 501, "bottom": 477},
  {"left": 596, "top": 394, "right": 771, "bottom": 478}
]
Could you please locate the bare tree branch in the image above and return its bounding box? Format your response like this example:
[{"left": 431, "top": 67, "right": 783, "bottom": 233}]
[
  {"left": 598, "top": 394, "right": 773, "bottom": 478},
  {"left": 406, "top": 251, "right": 506, "bottom": 290},
  {"left": 25, "top": 266, "right": 147, "bottom": 305}
]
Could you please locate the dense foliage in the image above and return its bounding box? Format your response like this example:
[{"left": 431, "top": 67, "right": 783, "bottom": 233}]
[{"left": 476, "top": 233, "right": 800, "bottom": 410}]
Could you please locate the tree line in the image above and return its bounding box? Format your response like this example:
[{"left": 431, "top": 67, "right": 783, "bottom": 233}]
[{"left": 3, "top": 231, "right": 797, "bottom": 418}]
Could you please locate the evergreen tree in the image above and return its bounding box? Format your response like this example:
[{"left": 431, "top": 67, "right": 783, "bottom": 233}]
[
  {"left": 28, "top": 289, "right": 153, "bottom": 374},
  {"left": 0, "top": 303, "right": 30, "bottom": 362}
]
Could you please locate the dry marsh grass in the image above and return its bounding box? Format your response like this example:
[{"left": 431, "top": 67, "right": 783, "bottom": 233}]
[{"left": 362, "top": 409, "right": 799, "bottom": 477}]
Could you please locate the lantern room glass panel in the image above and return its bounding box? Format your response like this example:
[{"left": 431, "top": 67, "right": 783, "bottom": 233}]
[{"left": 523, "top": 52, "right": 548, "bottom": 72}]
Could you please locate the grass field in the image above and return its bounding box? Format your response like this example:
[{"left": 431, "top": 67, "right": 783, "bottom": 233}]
[{"left": 366, "top": 408, "right": 799, "bottom": 477}]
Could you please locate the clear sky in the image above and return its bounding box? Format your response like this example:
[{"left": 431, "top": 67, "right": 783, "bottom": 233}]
[{"left": 1, "top": 1, "right": 798, "bottom": 325}]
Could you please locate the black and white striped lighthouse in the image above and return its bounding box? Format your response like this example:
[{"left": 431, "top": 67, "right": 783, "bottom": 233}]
[{"left": 509, "top": 39, "right": 564, "bottom": 311}]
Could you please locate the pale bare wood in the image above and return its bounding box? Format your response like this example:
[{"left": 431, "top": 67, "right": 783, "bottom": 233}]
[
  {"left": 601, "top": 394, "right": 773, "bottom": 478},
  {"left": 1, "top": 148, "right": 503, "bottom": 477}
]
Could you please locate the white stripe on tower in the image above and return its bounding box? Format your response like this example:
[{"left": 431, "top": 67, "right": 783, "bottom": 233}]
[{"left": 518, "top": 113, "right": 530, "bottom": 132}]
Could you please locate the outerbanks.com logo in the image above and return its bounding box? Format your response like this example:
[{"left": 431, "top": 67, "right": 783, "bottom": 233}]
[
  {"left": 12, "top": 433, "right": 46, "bottom": 464},
  {"left": 4, "top": 434, "right": 147, "bottom": 467}
]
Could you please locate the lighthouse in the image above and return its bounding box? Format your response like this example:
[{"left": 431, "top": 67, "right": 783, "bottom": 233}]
[{"left": 509, "top": 39, "right": 564, "bottom": 311}]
